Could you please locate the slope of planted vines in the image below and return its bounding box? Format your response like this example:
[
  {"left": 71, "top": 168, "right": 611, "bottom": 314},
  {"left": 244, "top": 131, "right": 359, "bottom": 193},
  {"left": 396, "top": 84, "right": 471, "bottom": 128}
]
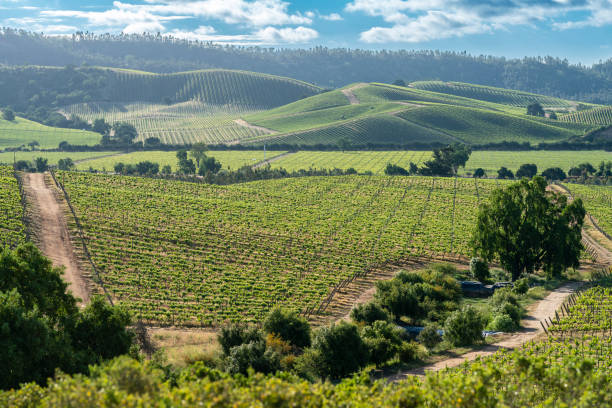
[
  {"left": 564, "top": 184, "right": 612, "bottom": 237},
  {"left": 410, "top": 81, "right": 578, "bottom": 109},
  {"left": 0, "top": 166, "right": 27, "bottom": 248},
  {"left": 560, "top": 105, "right": 612, "bottom": 125},
  {"left": 58, "top": 173, "right": 502, "bottom": 325}
]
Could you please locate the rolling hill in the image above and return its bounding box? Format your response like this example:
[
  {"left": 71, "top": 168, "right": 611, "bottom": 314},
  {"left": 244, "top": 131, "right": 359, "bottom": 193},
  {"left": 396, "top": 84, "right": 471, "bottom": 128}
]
[
  {"left": 0, "top": 116, "right": 100, "bottom": 149},
  {"left": 240, "top": 83, "right": 599, "bottom": 147}
]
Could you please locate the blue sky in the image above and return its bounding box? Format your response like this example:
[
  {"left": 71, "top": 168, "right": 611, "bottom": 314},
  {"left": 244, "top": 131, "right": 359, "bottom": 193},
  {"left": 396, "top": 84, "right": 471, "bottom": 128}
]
[{"left": 1, "top": 0, "right": 611, "bottom": 64}]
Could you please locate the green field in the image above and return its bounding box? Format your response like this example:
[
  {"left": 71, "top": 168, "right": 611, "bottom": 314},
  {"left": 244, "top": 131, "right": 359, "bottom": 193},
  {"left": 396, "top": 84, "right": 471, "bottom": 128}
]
[
  {"left": 74, "top": 150, "right": 286, "bottom": 172},
  {"left": 0, "top": 116, "right": 101, "bottom": 149},
  {"left": 59, "top": 173, "right": 506, "bottom": 325},
  {"left": 0, "top": 166, "right": 26, "bottom": 249},
  {"left": 0, "top": 151, "right": 117, "bottom": 166},
  {"left": 268, "top": 150, "right": 610, "bottom": 176},
  {"left": 243, "top": 83, "right": 596, "bottom": 147}
]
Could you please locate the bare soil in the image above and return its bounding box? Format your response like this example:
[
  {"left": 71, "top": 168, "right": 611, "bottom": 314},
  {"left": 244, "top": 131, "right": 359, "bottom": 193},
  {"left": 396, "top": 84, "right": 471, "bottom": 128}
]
[
  {"left": 252, "top": 151, "right": 295, "bottom": 169},
  {"left": 22, "top": 172, "right": 90, "bottom": 303},
  {"left": 341, "top": 83, "right": 367, "bottom": 105},
  {"left": 233, "top": 119, "right": 275, "bottom": 134}
]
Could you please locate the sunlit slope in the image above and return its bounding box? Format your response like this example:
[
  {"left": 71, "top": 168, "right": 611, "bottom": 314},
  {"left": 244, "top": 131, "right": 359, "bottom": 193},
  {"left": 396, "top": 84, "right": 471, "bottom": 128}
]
[{"left": 0, "top": 116, "right": 100, "bottom": 149}]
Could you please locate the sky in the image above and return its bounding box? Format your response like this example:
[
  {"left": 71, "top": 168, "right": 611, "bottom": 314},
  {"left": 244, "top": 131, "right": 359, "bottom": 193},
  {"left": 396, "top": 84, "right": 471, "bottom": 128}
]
[{"left": 1, "top": 0, "right": 612, "bottom": 65}]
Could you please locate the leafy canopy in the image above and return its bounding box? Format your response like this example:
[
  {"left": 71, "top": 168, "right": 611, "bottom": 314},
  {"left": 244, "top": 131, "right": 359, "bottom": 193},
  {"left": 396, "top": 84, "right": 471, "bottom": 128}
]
[{"left": 471, "top": 176, "right": 585, "bottom": 281}]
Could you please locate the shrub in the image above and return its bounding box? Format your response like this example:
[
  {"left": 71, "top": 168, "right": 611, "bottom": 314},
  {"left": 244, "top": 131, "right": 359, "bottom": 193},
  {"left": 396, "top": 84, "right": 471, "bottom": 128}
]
[
  {"left": 309, "top": 322, "right": 369, "bottom": 379},
  {"left": 398, "top": 341, "right": 420, "bottom": 363},
  {"left": 513, "top": 278, "right": 529, "bottom": 295},
  {"left": 2, "top": 108, "right": 15, "bottom": 121},
  {"left": 498, "top": 302, "right": 522, "bottom": 326},
  {"left": 263, "top": 307, "right": 311, "bottom": 349},
  {"left": 361, "top": 321, "right": 404, "bottom": 367},
  {"left": 14, "top": 160, "right": 31, "bottom": 171},
  {"left": 417, "top": 324, "right": 442, "bottom": 349},
  {"left": 490, "top": 287, "right": 519, "bottom": 308},
  {"left": 218, "top": 323, "right": 263, "bottom": 355},
  {"left": 350, "top": 302, "right": 390, "bottom": 325},
  {"left": 473, "top": 168, "right": 486, "bottom": 178},
  {"left": 470, "top": 257, "right": 490, "bottom": 282},
  {"left": 541, "top": 167, "right": 567, "bottom": 181},
  {"left": 384, "top": 163, "right": 409, "bottom": 176},
  {"left": 488, "top": 313, "right": 517, "bottom": 332},
  {"left": 443, "top": 306, "right": 484, "bottom": 347},
  {"left": 516, "top": 164, "right": 538, "bottom": 179},
  {"left": 224, "top": 341, "right": 280, "bottom": 375},
  {"left": 497, "top": 167, "right": 514, "bottom": 179}
]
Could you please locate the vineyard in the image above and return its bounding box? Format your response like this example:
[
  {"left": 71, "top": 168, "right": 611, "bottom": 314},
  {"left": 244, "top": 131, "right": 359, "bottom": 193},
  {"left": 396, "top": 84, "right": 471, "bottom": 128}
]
[
  {"left": 0, "top": 116, "right": 100, "bottom": 149},
  {"left": 560, "top": 105, "right": 612, "bottom": 125},
  {"left": 267, "top": 150, "right": 611, "bottom": 176},
  {"left": 74, "top": 150, "right": 287, "bottom": 172},
  {"left": 61, "top": 101, "right": 267, "bottom": 145},
  {"left": 58, "top": 172, "right": 508, "bottom": 325},
  {"left": 563, "top": 183, "right": 612, "bottom": 237},
  {"left": 410, "top": 81, "right": 579, "bottom": 109},
  {"left": 0, "top": 166, "right": 26, "bottom": 249}
]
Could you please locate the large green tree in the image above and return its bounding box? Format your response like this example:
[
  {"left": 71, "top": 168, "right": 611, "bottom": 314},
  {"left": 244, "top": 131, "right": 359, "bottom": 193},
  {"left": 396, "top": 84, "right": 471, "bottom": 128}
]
[
  {"left": 418, "top": 144, "right": 472, "bottom": 176},
  {"left": 471, "top": 177, "right": 585, "bottom": 281}
]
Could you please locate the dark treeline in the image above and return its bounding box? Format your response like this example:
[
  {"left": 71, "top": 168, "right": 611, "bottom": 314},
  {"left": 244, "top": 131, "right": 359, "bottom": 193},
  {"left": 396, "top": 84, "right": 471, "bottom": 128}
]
[{"left": 1, "top": 28, "right": 612, "bottom": 103}]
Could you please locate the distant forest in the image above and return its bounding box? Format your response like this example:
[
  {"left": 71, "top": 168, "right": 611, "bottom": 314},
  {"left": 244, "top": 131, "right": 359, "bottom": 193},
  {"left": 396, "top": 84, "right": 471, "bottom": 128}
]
[{"left": 1, "top": 28, "right": 612, "bottom": 104}]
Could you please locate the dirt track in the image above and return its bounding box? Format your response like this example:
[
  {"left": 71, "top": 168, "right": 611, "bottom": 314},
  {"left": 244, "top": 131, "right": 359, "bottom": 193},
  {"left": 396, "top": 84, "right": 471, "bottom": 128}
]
[
  {"left": 233, "top": 119, "right": 275, "bottom": 134},
  {"left": 391, "top": 281, "right": 581, "bottom": 379},
  {"left": 23, "top": 173, "right": 89, "bottom": 303}
]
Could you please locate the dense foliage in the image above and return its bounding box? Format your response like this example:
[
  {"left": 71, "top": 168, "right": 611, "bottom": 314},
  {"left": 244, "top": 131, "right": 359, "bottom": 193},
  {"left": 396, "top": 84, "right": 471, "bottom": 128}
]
[{"left": 2, "top": 29, "right": 611, "bottom": 103}]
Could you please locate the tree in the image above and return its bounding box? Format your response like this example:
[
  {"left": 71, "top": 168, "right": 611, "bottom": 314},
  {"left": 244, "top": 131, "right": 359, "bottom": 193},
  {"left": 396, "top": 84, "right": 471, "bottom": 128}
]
[
  {"left": 473, "top": 168, "right": 486, "bottom": 178},
  {"left": 190, "top": 143, "right": 208, "bottom": 167},
  {"left": 112, "top": 122, "right": 138, "bottom": 144},
  {"left": 308, "top": 322, "right": 369, "bottom": 379},
  {"left": 541, "top": 167, "right": 567, "bottom": 181},
  {"left": 384, "top": 163, "right": 409, "bottom": 176},
  {"left": 337, "top": 137, "right": 351, "bottom": 152},
  {"left": 263, "top": 307, "right": 311, "bottom": 348},
  {"left": 178, "top": 158, "right": 196, "bottom": 175},
  {"left": 161, "top": 165, "right": 172, "bottom": 175},
  {"left": 418, "top": 144, "right": 472, "bottom": 176},
  {"left": 2, "top": 108, "right": 15, "bottom": 121},
  {"left": 516, "top": 163, "right": 538, "bottom": 179},
  {"left": 568, "top": 163, "right": 596, "bottom": 177},
  {"left": 93, "top": 118, "right": 111, "bottom": 136},
  {"left": 350, "top": 302, "right": 391, "bottom": 325},
  {"left": 392, "top": 79, "right": 406, "bottom": 87},
  {"left": 144, "top": 137, "right": 161, "bottom": 147},
  {"left": 361, "top": 320, "right": 404, "bottom": 367},
  {"left": 526, "top": 102, "right": 545, "bottom": 117},
  {"left": 470, "top": 257, "right": 489, "bottom": 282},
  {"left": 28, "top": 141, "right": 39, "bottom": 150},
  {"left": 471, "top": 177, "right": 585, "bottom": 281},
  {"left": 548, "top": 111, "right": 558, "bottom": 120},
  {"left": 497, "top": 166, "right": 514, "bottom": 179},
  {"left": 34, "top": 157, "right": 48, "bottom": 172},
  {"left": 163, "top": 96, "right": 172, "bottom": 105},
  {"left": 57, "top": 158, "right": 74, "bottom": 171}
]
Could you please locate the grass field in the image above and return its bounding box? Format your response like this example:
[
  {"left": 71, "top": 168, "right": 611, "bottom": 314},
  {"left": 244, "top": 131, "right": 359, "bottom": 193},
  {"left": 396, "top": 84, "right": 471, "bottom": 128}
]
[
  {"left": 60, "top": 173, "right": 507, "bottom": 325},
  {"left": 0, "top": 116, "right": 101, "bottom": 149},
  {"left": 268, "top": 150, "right": 610, "bottom": 176},
  {"left": 0, "top": 151, "right": 117, "bottom": 166},
  {"left": 74, "top": 150, "right": 287, "bottom": 172}
]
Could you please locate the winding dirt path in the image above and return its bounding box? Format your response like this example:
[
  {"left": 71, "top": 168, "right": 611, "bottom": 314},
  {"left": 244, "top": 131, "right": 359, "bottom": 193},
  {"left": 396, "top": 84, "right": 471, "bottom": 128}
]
[
  {"left": 341, "top": 83, "right": 367, "bottom": 105},
  {"left": 391, "top": 281, "right": 581, "bottom": 379},
  {"left": 23, "top": 173, "right": 90, "bottom": 303},
  {"left": 233, "top": 119, "right": 275, "bottom": 134}
]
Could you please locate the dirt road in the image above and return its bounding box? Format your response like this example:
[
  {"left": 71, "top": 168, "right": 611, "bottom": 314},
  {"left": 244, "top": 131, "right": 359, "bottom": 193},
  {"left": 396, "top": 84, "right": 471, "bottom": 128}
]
[
  {"left": 341, "top": 83, "right": 367, "bottom": 105},
  {"left": 23, "top": 173, "right": 89, "bottom": 303},
  {"left": 233, "top": 119, "right": 275, "bottom": 134},
  {"left": 252, "top": 151, "right": 295, "bottom": 169}
]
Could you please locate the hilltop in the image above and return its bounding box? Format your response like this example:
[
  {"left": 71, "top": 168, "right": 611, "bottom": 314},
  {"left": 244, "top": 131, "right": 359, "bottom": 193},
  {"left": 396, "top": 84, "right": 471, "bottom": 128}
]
[{"left": 240, "top": 82, "right": 600, "bottom": 148}]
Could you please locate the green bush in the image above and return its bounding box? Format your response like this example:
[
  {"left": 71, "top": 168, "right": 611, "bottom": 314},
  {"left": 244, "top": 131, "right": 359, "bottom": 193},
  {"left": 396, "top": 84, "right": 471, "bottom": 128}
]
[
  {"left": 513, "top": 278, "right": 529, "bottom": 295},
  {"left": 417, "top": 324, "right": 442, "bottom": 349},
  {"left": 398, "top": 341, "right": 420, "bottom": 363},
  {"left": 225, "top": 341, "right": 280, "bottom": 375},
  {"left": 443, "top": 306, "right": 484, "bottom": 347},
  {"left": 263, "top": 307, "right": 311, "bottom": 348},
  {"left": 308, "top": 322, "right": 369, "bottom": 379},
  {"left": 350, "top": 302, "right": 390, "bottom": 325},
  {"left": 218, "top": 323, "right": 263, "bottom": 355},
  {"left": 361, "top": 321, "right": 404, "bottom": 367},
  {"left": 470, "top": 257, "right": 490, "bottom": 282},
  {"left": 488, "top": 313, "right": 517, "bottom": 332},
  {"left": 497, "top": 302, "right": 522, "bottom": 326}
]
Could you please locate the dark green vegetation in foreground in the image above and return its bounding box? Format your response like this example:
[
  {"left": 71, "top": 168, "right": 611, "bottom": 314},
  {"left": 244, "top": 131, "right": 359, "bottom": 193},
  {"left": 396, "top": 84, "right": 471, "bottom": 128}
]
[{"left": 59, "top": 173, "right": 504, "bottom": 325}]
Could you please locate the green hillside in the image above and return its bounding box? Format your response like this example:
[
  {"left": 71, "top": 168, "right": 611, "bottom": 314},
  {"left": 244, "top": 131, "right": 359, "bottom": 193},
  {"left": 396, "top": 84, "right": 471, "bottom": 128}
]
[
  {"left": 560, "top": 105, "right": 612, "bottom": 125},
  {"left": 410, "top": 81, "right": 580, "bottom": 109},
  {"left": 0, "top": 116, "right": 100, "bottom": 149},
  {"left": 242, "top": 82, "right": 596, "bottom": 147}
]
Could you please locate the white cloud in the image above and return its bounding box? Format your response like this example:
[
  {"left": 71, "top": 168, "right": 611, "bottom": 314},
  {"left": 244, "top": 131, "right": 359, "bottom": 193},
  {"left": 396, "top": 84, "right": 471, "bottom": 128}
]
[
  {"left": 321, "top": 13, "right": 343, "bottom": 21},
  {"left": 166, "top": 24, "right": 317, "bottom": 44},
  {"left": 346, "top": 0, "right": 612, "bottom": 43},
  {"left": 255, "top": 26, "right": 318, "bottom": 43}
]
